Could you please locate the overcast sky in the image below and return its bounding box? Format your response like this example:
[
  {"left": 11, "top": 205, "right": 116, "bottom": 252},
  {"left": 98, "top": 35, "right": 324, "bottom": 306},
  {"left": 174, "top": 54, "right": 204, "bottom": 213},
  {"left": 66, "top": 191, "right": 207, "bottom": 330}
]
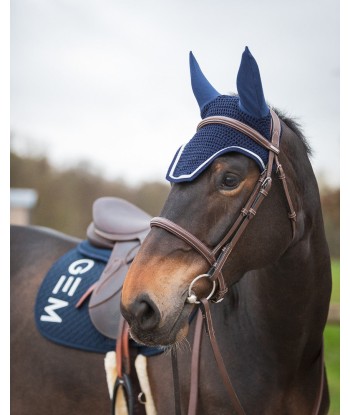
[{"left": 10, "top": 0, "right": 339, "bottom": 187}]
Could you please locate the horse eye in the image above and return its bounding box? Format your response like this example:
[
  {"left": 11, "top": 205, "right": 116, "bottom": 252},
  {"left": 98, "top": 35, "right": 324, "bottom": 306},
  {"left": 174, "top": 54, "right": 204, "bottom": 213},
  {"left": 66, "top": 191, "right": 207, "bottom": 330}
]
[{"left": 222, "top": 174, "right": 240, "bottom": 189}]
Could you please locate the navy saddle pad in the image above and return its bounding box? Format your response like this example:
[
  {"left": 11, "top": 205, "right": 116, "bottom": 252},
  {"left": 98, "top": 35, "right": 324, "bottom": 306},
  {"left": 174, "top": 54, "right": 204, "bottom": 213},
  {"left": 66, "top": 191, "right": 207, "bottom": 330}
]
[{"left": 35, "top": 240, "right": 162, "bottom": 356}]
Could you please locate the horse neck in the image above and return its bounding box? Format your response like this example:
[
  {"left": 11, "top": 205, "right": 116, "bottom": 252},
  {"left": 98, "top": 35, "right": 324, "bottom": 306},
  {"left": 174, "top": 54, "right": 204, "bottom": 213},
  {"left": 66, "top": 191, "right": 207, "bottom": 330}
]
[
  {"left": 220, "top": 199, "right": 331, "bottom": 368},
  {"left": 201, "top": 229, "right": 331, "bottom": 414}
]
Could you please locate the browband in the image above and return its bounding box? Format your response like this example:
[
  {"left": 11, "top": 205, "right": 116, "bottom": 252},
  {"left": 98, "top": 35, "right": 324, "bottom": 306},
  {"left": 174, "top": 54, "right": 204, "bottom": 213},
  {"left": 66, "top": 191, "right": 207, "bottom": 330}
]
[{"left": 197, "top": 115, "right": 280, "bottom": 155}]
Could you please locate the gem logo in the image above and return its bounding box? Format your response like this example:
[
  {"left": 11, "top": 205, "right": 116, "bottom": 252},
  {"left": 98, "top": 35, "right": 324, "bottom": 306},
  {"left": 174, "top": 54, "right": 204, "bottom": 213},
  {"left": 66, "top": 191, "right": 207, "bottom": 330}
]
[
  {"left": 40, "top": 297, "right": 69, "bottom": 323},
  {"left": 40, "top": 258, "right": 95, "bottom": 323},
  {"left": 68, "top": 259, "right": 94, "bottom": 275}
]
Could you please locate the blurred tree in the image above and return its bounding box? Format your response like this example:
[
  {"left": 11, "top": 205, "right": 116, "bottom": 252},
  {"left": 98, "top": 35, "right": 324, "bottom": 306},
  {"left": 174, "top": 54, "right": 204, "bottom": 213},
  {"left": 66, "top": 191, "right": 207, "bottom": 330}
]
[
  {"left": 10, "top": 149, "right": 340, "bottom": 258},
  {"left": 10, "top": 150, "right": 169, "bottom": 238}
]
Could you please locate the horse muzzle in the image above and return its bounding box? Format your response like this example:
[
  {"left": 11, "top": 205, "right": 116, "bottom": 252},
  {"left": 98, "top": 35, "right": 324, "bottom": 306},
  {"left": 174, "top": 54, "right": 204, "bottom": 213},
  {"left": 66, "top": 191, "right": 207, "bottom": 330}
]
[{"left": 121, "top": 292, "right": 193, "bottom": 347}]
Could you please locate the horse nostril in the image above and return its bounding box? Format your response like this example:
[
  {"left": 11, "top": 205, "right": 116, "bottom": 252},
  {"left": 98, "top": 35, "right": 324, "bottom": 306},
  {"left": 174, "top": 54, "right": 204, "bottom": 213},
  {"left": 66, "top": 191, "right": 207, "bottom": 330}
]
[{"left": 132, "top": 296, "right": 160, "bottom": 331}]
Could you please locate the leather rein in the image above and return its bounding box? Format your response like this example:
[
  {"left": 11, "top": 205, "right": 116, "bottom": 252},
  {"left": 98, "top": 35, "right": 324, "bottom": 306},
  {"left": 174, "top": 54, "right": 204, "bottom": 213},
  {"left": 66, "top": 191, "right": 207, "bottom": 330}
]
[{"left": 150, "top": 110, "right": 324, "bottom": 414}]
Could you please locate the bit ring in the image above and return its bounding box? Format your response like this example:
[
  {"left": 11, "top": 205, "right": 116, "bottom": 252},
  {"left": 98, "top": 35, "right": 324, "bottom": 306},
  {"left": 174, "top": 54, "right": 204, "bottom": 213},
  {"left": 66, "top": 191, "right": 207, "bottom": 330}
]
[{"left": 186, "top": 274, "right": 216, "bottom": 304}]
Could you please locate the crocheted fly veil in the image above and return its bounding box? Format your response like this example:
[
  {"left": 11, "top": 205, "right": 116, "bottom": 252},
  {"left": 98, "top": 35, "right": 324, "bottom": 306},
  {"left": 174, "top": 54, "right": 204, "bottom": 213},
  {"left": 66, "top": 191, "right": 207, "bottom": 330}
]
[{"left": 166, "top": 47, "right": 273, "bottom": 183}]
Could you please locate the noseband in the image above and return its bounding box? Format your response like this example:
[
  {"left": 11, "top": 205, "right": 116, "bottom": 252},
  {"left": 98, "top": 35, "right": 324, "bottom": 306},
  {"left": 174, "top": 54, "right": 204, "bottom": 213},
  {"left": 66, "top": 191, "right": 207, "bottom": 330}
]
[{"left": 151, "top": 109, "right": 296, "bottom": 304}]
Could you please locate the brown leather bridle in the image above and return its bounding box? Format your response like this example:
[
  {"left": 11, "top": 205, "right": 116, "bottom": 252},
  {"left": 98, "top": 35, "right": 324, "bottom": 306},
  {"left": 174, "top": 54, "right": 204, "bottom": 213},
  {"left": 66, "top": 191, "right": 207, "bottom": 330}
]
[
  {"left": 151, "top": 109, "right": 296, "bottom": 304},
  {"left": 149, "top": 110, "right": 324, "bottom": 415}
]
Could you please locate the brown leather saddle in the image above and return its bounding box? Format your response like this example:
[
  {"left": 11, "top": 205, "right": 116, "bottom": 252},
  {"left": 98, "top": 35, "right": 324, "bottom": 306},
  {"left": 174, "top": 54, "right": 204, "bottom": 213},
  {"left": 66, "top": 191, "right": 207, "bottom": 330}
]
[{"left": 83, "top": 196, "right": 151, "bottom": 339}]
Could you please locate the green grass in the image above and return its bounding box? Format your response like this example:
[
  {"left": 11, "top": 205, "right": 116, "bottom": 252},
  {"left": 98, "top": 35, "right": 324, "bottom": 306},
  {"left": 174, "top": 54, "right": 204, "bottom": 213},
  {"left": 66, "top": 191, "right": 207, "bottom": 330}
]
[
  {"left": 324, "top": 324, "right": 340, "bottom": 415},
  {"left": 331, "top": 260, "right": 340, "bottom": 304},
  {"left": 324, "top": 259, "right": 340, "bottom": 414}
]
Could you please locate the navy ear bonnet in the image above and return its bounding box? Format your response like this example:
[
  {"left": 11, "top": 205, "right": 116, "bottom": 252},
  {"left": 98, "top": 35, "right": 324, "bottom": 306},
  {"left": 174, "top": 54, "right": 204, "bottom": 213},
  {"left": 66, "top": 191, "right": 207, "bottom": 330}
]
[{"left": 166, "top": 47, "right": 273, "bottom": 183}]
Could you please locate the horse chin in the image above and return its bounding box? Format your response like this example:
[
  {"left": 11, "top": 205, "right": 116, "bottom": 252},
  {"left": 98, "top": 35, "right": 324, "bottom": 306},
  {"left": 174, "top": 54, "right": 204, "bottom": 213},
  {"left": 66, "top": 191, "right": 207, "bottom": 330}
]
[{"left": 128, "top": 305, "right": 192, "bottom": 348}]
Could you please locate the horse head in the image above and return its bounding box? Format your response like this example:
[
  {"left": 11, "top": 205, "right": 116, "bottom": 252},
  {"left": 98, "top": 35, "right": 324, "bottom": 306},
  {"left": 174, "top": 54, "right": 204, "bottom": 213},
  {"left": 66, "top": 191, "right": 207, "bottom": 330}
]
[{"left": 121, "top": 48, "right": 313, "bottom": 348}]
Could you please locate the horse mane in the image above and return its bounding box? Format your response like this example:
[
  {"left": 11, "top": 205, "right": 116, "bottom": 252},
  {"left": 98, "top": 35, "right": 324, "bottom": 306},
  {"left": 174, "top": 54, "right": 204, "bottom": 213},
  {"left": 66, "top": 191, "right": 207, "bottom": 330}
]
[
  {"left": 272, "top": 107, "right": 313, "bottom": 157},
  {"left": 228, "top": 94, "right": 312, "bottom": 157}
]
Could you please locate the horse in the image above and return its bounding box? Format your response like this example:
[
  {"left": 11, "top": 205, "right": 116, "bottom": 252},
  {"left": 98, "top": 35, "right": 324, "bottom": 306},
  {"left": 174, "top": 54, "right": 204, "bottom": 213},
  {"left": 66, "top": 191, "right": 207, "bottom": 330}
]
[
  {"left": 10, "top": 47, "right": 331, "bottom": 415},
  {"left": 120, "top": 48, "right": 332, "bottom": 414}
]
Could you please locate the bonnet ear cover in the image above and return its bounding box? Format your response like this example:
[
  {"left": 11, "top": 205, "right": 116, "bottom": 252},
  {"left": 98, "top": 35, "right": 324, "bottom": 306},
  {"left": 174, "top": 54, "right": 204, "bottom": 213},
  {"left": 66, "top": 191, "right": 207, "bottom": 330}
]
[
  {"left": 189, "top": 51, "right": 220, "bottom": 113},
  {"left": 237, "top": 46, "right": 269, "bottom": 118},
  {"left": 166, "top": 47, "right": 272, "bottom": 183}
]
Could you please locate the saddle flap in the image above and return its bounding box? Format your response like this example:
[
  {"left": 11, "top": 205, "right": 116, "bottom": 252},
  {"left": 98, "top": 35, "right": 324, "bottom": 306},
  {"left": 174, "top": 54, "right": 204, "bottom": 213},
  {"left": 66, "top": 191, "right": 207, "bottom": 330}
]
[
  {"left": 89, "top": 288, "right": 122, "bottom": 339},
  {"left": 88, "top": 240, "right": 140, "bottom": 339},
  {"left": 92, "top": 197, "right": 151, "bottom": 241}
]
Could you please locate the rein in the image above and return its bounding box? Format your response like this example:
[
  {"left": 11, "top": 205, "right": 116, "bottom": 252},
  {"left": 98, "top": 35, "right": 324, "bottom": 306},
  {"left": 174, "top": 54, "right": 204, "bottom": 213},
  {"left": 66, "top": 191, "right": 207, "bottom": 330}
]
[{"left": 150, "top": 110, "right": 324, "bottom": 414}]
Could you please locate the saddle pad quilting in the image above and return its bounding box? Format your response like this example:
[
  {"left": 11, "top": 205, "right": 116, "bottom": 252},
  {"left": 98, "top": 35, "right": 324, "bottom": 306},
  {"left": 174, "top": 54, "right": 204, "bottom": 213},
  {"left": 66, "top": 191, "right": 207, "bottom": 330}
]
[
  {"left": 35, "top": 243, "right": 116, "bottom": 353},
  {"left": 35, "top": 241, "right": 163, "bottom": 356}
]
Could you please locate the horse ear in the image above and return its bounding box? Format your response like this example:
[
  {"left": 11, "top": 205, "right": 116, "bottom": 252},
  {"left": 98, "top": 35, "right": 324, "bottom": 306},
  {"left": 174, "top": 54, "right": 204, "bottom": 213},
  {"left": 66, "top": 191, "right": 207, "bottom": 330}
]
[
  {"left": 190, "top": 51, "right": 220, "bottom": 112},
  {"left": 237, "top": 47, "right": 269, "bottom": 118}
]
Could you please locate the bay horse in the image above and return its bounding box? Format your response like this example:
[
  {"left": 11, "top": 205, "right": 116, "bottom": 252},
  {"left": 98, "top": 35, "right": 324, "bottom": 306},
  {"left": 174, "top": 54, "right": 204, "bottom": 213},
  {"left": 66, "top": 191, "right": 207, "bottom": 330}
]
[
  {"left": 10, "top": 47, "right": 331, "bottom": 415},
  {"left": 120, "top": 48, "right": 332, "bottom": 414}
]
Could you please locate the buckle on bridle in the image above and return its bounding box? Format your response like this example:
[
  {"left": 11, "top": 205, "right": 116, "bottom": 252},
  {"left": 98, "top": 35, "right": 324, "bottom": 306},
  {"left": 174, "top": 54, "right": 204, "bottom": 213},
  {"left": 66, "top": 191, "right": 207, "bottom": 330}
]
[
  {"left": 186, "top": 274, "right": 217, "bottom": 304},
  {"left": 261, "top": 176, "right": 272, "bottom": 189}
]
